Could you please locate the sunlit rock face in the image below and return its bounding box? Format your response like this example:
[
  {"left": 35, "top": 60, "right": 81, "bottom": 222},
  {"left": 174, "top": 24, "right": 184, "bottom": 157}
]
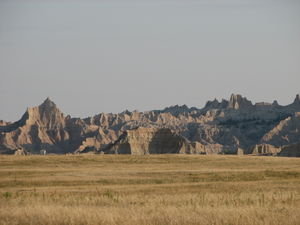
[
  {"left": 246, "top": 144, "right": 281, "bottom": 156},
  {"left": 0, "top": 98, "right": 70, "bottom": 154}
]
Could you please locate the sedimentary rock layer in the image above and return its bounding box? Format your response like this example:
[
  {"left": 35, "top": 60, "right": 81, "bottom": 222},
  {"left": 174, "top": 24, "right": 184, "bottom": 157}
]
[{"left": 1, "top": 94, "right": 300, "bottom": 156}]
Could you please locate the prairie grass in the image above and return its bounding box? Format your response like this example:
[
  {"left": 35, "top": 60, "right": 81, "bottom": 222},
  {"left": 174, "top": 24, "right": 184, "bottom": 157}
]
[{"left": 0, "top": 155, "right": 299, "bottom": 225}]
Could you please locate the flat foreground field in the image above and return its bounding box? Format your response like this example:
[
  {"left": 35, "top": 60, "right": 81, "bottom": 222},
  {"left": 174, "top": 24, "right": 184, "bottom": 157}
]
[{"left": 0, "top": 155, "right": 299, "bottom": 225}]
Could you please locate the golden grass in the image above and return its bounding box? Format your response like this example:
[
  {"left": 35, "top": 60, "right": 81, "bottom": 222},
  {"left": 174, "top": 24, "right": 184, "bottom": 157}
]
[{"left": 0, "top": 155, "right": 299, "bottom": 225}]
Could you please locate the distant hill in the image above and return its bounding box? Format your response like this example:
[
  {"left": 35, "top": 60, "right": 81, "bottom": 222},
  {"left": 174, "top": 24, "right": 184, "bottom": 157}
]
[{"left": 1, "top": 94, "right": 300, "bottom": 156}]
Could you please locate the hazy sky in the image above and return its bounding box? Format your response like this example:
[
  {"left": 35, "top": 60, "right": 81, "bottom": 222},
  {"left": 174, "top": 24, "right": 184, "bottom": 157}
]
[{"left": 0, "top": 0, "right": 299, "bottom": 121}]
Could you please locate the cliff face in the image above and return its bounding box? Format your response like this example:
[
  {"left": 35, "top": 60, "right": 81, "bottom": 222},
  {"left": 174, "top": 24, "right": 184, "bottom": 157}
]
[
  {"left": 227, "top": 94, "right": 253, "bottom": 110},
  {"left": 279, "top": 143, "right": 300, "bottom": 157},
  {"left": 103, "top": 127, "right": 206, "bottom": 155},
  {"left": 1, "top": 94, "right": 300, "bottom": 156},
  {"left": 260, "top": 112, "right": 300, "bottom": 147},
  {"left": 246, "top": 144, "right": 281, "bottom": 156}
]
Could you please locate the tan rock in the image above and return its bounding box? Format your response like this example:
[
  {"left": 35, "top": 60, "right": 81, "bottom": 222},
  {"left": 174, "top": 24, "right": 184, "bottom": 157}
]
[
  {"left": 14, "top": 148, "right": 27, "bottom": 156},
  {"left": 247, "top": 144, "right": 281, "bottom": 156},
  {"left": 104, "top": 127, "right": 203, "bottom": 155},
  {"left": 1, "top": 94, "right": 300, "bottom": 156},
  {"left": 261, "top": 112, "right": 300, "bottom": 146}
]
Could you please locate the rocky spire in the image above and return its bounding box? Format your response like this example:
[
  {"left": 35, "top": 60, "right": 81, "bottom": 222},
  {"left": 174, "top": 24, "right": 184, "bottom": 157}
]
[
  {"left": 204, "top": 98, "right": 229, "bottom": 110},
  {"left": 40, "top": 97, "right": 56, "bottom": 108},
  {"left": 163, "top": 104, "right": 190, "bottom": 114},
  {"left": 204, "top": 98, "right": 220, "bottom": 108},
  {"left": 37, "top": 97, "right": 65, "bottom": 128},
  {"left": 293, "top": 94, "right": 300, "bottom": 104},
  {"left": 272, "top": 100, "right": 279, "bottom": 107},
  {"left": 228, "top": 94, "right": 253, "bottom": 110}
]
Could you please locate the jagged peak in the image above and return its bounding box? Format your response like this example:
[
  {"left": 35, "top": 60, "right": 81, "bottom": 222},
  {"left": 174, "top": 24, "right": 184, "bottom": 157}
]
[
  {"left": 121, "top": 109, "right": 132, "bottom": 115},
  {"left": 40, "top": 97, "right": 56, "bottom": 108},
  {"left": 204, "top": 98, "right": 219, "bottom": 108},
  {"left": 293, "top": 94, "right": 300, "bottom": 104},
  {"left": 228, "top": 94, "right": 253, "bottom": 109},
  {"left": 229, "top": 93, "right": 243, "bottom": 101},
  {"left": 31, "top": 97, "right": 65, "bottom": 128},
  {"left": 212, "top": 98, "right": 219, "bottom": 103},
  {"left": 163, "top": 104, "right": 189, "bottom": 112},
  {"left": 203, "top": 97, "right": 230, "bottom": 110},
  {"left": 37, "top": 97, "right": 63, "bottom": 117},
  {"left": 272, "top": 100, "right": 279, "bottom": 106}
]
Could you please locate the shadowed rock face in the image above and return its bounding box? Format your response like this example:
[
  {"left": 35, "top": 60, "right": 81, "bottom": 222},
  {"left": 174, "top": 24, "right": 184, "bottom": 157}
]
[
  {"left": 103, "top": 127, "right": 206, "bottom": 155},
  {"left": 1, "top": 94, "right": 300, "bottom": 156},
  {"left": 261, "top": 112, "right": 300, "bottom": 146},
  {"left": 279, "top": 143, "right": 300, "bottom": 157}
]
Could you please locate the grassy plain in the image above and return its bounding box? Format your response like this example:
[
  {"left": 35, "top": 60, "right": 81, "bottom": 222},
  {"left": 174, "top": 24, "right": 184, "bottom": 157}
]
[{"left": 0, "top": 154, "right": 299, "bottom": 225}]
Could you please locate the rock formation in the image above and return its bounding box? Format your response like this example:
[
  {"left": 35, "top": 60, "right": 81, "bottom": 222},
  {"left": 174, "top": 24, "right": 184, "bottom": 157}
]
[
  {"left": 260, "top": 112, "right": 300, "bottom": 146},
  {"left": 0, "top": 98, "right": 73, "bottom": 154},
  {"left": 278, "top": 142, "right": 300, "bottom": 157},
  {"left": 228, "top": 94, "right": 253, "bottom": 110},
  {"left": 14, "top": 148, "right": 28, "bottom": 156},
  {"left": 1, "top": 94, "right": 300, "bottom": 156},
  {"left": 102, "top": 127, "right": 206, "bottom": 155},
  {"left": 247, "top": 144, "right": 281, "bottom": 156}
]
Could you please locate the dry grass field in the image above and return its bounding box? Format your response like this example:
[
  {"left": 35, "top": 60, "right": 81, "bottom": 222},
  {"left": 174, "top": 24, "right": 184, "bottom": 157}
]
[{"left": 0, "top": 155, "right": 299, "bottom": 225}]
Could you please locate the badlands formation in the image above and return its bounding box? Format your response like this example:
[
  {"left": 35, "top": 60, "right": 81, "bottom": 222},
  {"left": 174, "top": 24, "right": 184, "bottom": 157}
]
[{"left": 1, "top": 94, "right": 300, "bottom": 156}]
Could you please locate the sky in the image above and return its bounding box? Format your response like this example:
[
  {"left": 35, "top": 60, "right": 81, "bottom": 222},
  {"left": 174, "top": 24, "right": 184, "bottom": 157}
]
[{"left": 0, "top": 0, "right": 299, "bottom": 121}]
